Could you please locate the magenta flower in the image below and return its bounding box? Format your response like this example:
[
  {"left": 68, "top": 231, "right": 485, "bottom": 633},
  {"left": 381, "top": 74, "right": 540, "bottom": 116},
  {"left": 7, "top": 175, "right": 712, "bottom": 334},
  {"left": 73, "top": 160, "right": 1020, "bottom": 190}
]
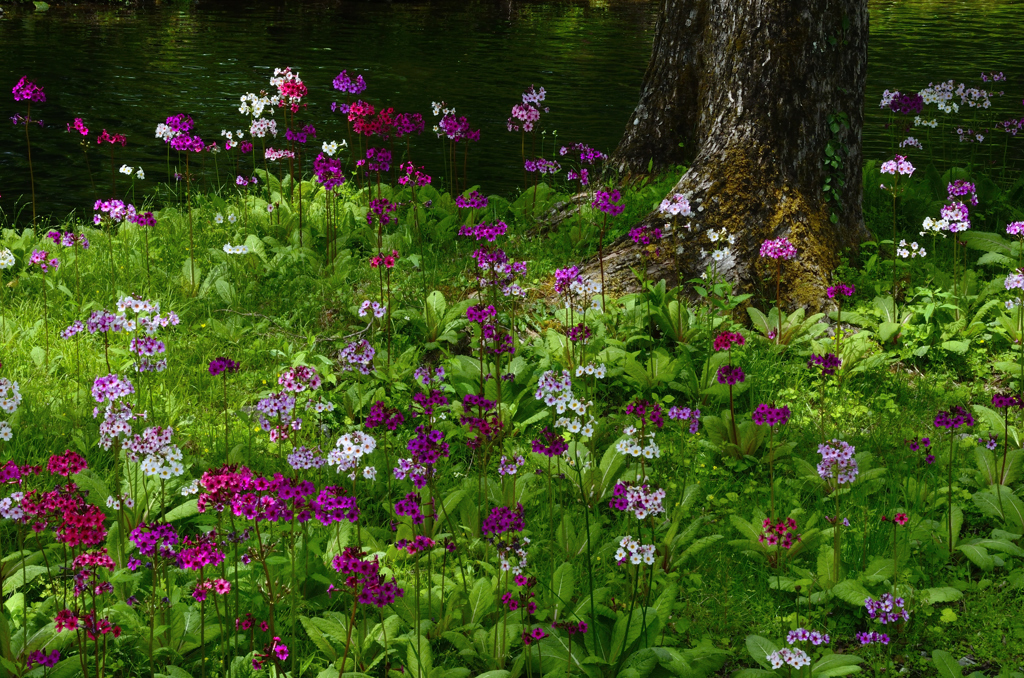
[
  {"left": 592, "top": 189, "right": 625, "bottom": 216},
  {"left": 12, "top": 76, "right": 45, "bottom": 103},
  {"left": 715, "top": 365, "right": 745, "bottom": 386},
  {"left": 760, "top": 237, "right": 797, "bottom": 260}
]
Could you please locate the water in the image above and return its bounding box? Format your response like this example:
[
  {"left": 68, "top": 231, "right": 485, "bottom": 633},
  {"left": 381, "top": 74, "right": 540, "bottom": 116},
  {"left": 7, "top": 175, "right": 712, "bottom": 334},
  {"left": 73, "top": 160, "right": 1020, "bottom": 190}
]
[{"left": 1, "top": 0, "right": 1022, "bottom": 222}]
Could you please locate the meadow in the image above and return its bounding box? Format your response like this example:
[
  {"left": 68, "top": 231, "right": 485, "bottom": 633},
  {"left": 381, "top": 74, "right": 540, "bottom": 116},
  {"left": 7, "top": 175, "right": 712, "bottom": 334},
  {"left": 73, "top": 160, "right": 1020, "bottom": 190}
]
[{"left": 2, "top": 67, "right": 1024, "bottom": 678}]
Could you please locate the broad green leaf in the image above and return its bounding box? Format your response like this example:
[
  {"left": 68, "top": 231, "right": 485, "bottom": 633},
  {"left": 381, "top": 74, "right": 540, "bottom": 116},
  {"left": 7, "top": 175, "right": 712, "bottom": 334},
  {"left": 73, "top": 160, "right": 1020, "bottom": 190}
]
[
  {"left": 956, "top": 544, "right": 994, "bottom": 571},
  {"left": 932, "top": 650, "right": 963, "bottom": 678},
  {"left": 744, "top": 635, "right": 779, "bottom": 669},
  {"left": 831, "top": 579, "right": 871, "bottom": 607},
  {"left": 551, "top": 562, "right": 574, "bottom": 617},
  {"left": 468, "top": 578, "right": 493, "bottom": 624},
  {"left": 923, "top": 587, "right": 963, "bottom": 604}
]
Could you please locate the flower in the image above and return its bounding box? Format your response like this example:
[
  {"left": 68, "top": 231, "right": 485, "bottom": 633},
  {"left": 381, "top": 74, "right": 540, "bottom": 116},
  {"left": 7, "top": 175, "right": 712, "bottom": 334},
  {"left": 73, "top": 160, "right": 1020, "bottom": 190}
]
[
  {"left": 713, "top": 331, "right": 745, "bottom": 351},
  {"left": 659, "top": 193, "right": 692, "bottom": 217},
  {"left": 760, "top": 238, "right": 797, "bottom": 260},
  {"left": 715, "top": 365, "right": 745, "bottom": 386},
  {"left": 12, "top": 76, "right": 45, "bottom": 103},
  {"left": 592, "top": 189, "right": 625, "bottom": 216},
  {"left": 827, "top": 283, "right": 855, "bottom": 298},
  {"left": 223, "top": 243, "right": 249, "bottom": 255},
  {"left": 856, "top": 631, "right": 890, "bottom": 645},
  {"left": 808, "top": 353, "right": 841, "bottom": 376},
  {"left": 209, "top": 357, "right": 240, "bottom": 376},
  {"left": 752, "top": 404, "right": 791, "bottom": 427},
  {"left": 934, "top": 405, "right": 974, "bottom": 430},
  {"left": 816, "top": 439, "right": 858, "bottom": 485},
  {"left": 767, "top": 648, "right": 811, "bottom": 670},
  {"left": 864, "top": 592, "right": 909, "bottom": 624}
]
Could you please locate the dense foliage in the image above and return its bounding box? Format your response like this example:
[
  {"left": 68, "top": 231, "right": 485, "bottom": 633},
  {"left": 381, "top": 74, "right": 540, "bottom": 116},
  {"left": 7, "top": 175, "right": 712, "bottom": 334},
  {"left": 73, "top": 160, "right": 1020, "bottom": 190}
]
[{"left": 2, "top": 68, "right": 1024, "bottom": 678}]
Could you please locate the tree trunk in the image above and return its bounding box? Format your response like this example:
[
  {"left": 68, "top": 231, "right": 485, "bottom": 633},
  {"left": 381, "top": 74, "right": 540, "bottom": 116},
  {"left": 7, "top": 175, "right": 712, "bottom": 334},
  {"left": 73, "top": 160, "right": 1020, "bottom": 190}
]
[{"left": 603, "top": 0, "right": 870, "bottom": 310}]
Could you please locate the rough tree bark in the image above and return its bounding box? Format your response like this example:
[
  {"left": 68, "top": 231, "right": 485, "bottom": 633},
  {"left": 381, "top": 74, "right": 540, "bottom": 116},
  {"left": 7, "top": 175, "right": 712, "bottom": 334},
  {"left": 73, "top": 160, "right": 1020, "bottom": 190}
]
[{"left": 601, "top": 0, "right": 870, "bottom": 310}]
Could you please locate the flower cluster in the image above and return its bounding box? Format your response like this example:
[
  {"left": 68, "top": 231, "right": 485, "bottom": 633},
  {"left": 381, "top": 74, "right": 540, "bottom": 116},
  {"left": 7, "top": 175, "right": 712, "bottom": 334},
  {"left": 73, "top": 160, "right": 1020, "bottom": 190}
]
[
  {"left": 713, "top": 331, "right": 745, "bottom": 351},
  {"left": 896, "top": 240, "right": 926, "bottom": 259},
  {"left": 29, "top": 249, "right": 60, "bottom": 273},
  {"left": 328, "top": 431, "right": 377, "bottom": 478},
  {"left": 759, "top": 518, "right": 801, "bottom": 548},
  {"left": 659, "top": 193, "right": 692, "bottom": 217},
  {"left": 808, "top": 353, "right": 841, "bottom": 376},
  {"left": 934, "top": 405, "right": 974, "bottom": 430},
  {"left": 667, "top": 405, "right": 700, "bottom": 434},
  {"left": 208, "top": 357, "right": 240, "bottom": 376},
  {"left": 13, "top": 76, "right": 45, "bottom": 103},
  {"left": 339, "top": 339, "right": 375, "bottom": 374},
  {"left": 592, "top": 189, "right": 624, "bottom": 216},
  {"left": 767, "top": 648, "right": 811, "bottom": 670},
  {"left": 752, "top": 404, "right": 791, "bottom": 427},
  {"left": 614, "top": 535, "right": 656, "bottom": 565},
  {"left": 856, "top": 631, "right": 890, "bottom": 645},
  {"left": 865, "top": 593, "right": 909, "bottom": 624},
  {"left": 716, "top": 365, "right": 745, "bottom": 386},
  {"left": 760, "top": 238, "right": 797, "bottom": 260},
  {"left": 332, "top": 547, "right": 404, "bottom": 607},
  {"left": 46, "top": 230, "right": 90, "bottom": 249},
  {"left": 609, "top": 483, "right": 666, "bottom": 519},
  {"left": 786, "top": 628, "right": 829, "bottom": 646},
  {"left": 827, "top": 283, "right": 855, "bottom": 299},
  {"left": 816, "top": 439, "right": 858, "bottom": 485},
  {"left": 507, "top": 85, "right": 547, "bottom": 132}
]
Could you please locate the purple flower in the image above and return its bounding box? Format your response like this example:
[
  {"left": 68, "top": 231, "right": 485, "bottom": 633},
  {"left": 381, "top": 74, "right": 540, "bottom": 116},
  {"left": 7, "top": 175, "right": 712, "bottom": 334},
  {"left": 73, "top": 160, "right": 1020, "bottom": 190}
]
[
  {"left": 715, "top": 365, "right": 745, "bottom": 386},
  {"left": 592, "top": 189, "right": 625, "bottom": 216},
  {"left": 827, "top": 283, "right": 855, "bottom": 299},
  {"left": 934, "top": 405, "right": 974, "bottom": 431},
  {"left": 209, "top": 357, "right": 240, "bottom": 376},
  {"left": 752, "top": 404, "right": 791, "bottom": 427},
  {"left": 808, "top": 353, "right": 841, "bottom": 376},
  {"left": 856, "top": 631, "right": 889, "bottom": 646}
]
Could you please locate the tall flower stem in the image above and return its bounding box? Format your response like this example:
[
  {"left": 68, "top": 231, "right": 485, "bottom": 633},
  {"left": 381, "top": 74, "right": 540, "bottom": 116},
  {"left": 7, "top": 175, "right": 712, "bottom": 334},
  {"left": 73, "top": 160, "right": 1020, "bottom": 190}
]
[
  {"left": 25, "top": 102, "right": 37, "bottom": 227},
  {"left": 947, "top": 434, "right": 956, "bottom": 554}
]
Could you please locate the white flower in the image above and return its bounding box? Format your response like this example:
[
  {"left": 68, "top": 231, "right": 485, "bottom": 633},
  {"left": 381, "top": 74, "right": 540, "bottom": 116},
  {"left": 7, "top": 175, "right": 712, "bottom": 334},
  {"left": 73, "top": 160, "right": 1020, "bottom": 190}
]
[
  {"left": 223, "top": 244, "right": 249, "bottom": 255},
  {"left": 362, "top": 466, "right": 377, "bottom": 481},
  {"left": 0, "top": 422, "right": 11, "bottom": 441},
  {"left": 228, "top": 214, "right": 237, "bottom": 224},
  {"left": 215, "top": 213, "right": 224, "bottom": 224},
  {"left": 135, "top": 167, "right": 145, "bottom": 180},
  {"left": 119, "top": 165, "right": 133, "bottom": 175},
  {"left": 0, "top": 249, "right": 14, "bottom": 270},
  {"left": 323, "top": 140, "right": 339, "bottom": 156}
]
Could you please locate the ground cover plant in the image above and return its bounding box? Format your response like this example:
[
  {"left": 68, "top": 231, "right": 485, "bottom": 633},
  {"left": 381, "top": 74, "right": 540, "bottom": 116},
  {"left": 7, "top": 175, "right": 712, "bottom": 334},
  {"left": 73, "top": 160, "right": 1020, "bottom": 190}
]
[{"left": 1, "top": 66, "right": 1024, "bottom": 678}]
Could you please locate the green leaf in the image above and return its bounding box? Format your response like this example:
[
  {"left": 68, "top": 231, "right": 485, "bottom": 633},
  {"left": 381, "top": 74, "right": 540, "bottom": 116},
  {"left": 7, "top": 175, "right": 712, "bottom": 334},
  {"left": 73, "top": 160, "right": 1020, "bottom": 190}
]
[
  {"left": 932, "top": 650, "right": 964, "bottom": 678},
  {"left": 956, "top": 544, "right": 994, "bottom": 571},
  {"left": 831, "top": 580, "right": 871, "bottom": 607},
  {"left": 164, "top": 499, "right": 199, "bottom": 522},
  {"left": 940, "top": 340, "right": 970, "bottom": 354},
  {"left": 468, "top": 578, "right": 493, "bottom": 624},
  {"left": 744, "top": 635, "right": 779, "bottom": 669},
  {"left": 30, "top": 346, "right": 46, "bottom": 367},
  {"left": 923, "top": 587, "right": 963, "bottom": 604},
  {"left": 812, "top": 653, "right": 864, "bottom": 678},
  {"left": 551, "top": 562, "right": 574, "bottom": 617}
]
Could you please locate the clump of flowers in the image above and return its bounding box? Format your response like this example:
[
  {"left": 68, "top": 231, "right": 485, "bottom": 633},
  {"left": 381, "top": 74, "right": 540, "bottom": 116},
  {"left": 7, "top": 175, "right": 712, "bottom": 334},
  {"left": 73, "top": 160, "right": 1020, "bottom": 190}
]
[
  {"left": 713, "top": 331, "right": 745, "bottom": 351},
  {"left": 865, "top": 593, "right": 909, "bottom": 624},
  {"left": 609, "top": 483, "right": 666, "bottom": 519},
  {"left": 767, "top": 648, "right": 811, "bottom": 670},
  {"left": 614, "top": 535, "right": 656, "bottom": 566},
  {"left": 752, "top": 404, "right": 791, "bottom": 427},
  {"left": 817, "top": 439, "right": 858, "bottom": 485},
  {"left": 808, "top": 353, "right": 841, "bottom": 377},
  {"left": 758, "top": 517, "right": 801, "bottom": 548}
]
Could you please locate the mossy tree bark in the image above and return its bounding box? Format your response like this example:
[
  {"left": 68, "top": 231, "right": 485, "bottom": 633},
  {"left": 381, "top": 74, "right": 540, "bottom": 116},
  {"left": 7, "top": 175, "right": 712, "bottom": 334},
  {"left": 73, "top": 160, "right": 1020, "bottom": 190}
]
[{"left": 604, "top": 0, "right": 870, "bottom": 310}]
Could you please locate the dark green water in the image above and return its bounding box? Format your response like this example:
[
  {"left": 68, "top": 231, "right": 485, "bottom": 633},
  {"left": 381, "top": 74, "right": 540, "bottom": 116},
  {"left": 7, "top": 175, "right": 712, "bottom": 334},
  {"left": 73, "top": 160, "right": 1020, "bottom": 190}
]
[{"left": 1, "top": 0, "right": 1022, "bottom": 222}]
